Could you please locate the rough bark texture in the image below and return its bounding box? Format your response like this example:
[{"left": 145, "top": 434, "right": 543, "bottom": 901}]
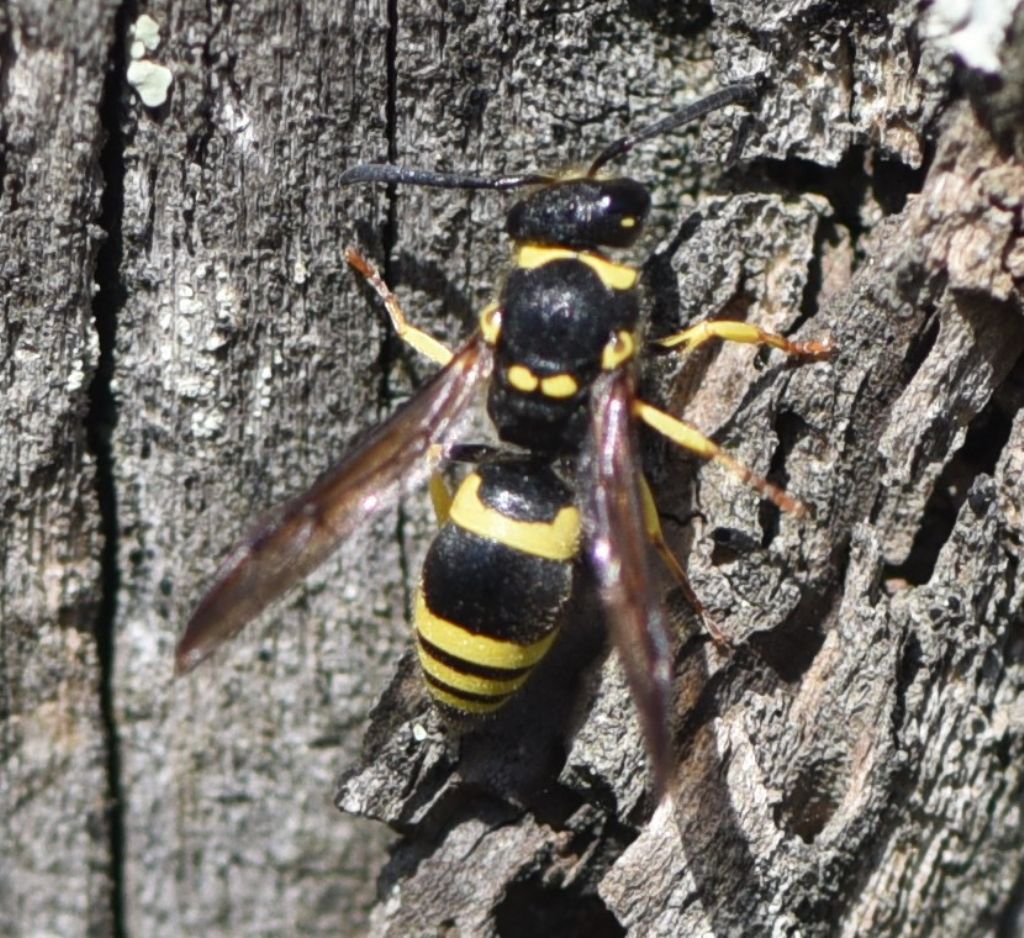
[
  {"left": 2, "top": 1, "right": 1022, "bottom": 937},
  {"left": 1, "top": 3, "right": 118, "bottom": 935}
]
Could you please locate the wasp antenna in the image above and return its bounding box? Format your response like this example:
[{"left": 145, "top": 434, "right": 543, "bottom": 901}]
[
  {"left": 338, "top": 163, "right": 554, "bottom": 191},
  {"left": 587, "top": 81, "right": 760, "bottom": 176}
]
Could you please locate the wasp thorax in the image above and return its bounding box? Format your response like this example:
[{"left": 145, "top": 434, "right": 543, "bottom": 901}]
[{"left": 506, "top": 178, "right": 650, "bottom": 250}]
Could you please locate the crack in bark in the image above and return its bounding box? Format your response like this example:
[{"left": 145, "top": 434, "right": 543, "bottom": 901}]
[
  {"left": 86, "top": 6, "right": 136, "bottom": 937},
  {"left": 883, "top": 347, "right": 1024, "bottom": 586}
]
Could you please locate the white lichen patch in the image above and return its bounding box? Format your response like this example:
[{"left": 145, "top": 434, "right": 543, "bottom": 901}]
[
  {"left": 130, "top": 14, "right": 162, "bottom": 57},
  {"left": 127, "top": 14, "right": 173, "bottom": 107},
  {"left": 127, "top": 60, "right": 173, "bottom": 108}
]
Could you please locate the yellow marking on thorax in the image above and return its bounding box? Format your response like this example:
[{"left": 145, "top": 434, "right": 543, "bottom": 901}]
[
  {"left": 415, "top": 591, "right": 559, "bottom": 671},
  {"left": 540, "top": 373, "right": 579, "bottom": 398},
  {"left": 507, "top": 364, "right": 539, "bottom": 392},
  {"left": 480, "top": 303, "right": 502, "bottom": 345},
  {"left": 448, "top": 473, "right": 580, "bottom": 562},
  {"left": 515, "top": 244, "right": 639, "bottom": 291},
  {"left": 601, "top": 330, "right": 636, "bottom": 370},
  {"left": 506, "top": 364, "right": 579, "bottom": 399}
]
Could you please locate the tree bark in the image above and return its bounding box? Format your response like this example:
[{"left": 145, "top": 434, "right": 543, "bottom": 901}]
[{"left": 2, "top": 1, "right": 1022, "bottom": 936}]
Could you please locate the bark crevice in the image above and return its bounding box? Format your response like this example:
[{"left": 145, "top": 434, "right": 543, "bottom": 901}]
[{"left": 86, "top": 9, "right": 133, "bottom": 937}]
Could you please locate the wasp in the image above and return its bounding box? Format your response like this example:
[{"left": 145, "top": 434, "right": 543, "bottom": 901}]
[{"left": 175, "top": 83, "right": 831, "bottom": 792}]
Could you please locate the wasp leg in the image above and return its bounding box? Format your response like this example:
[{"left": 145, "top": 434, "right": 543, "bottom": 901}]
[
  {"left": 634, "top": 400, "right": 808, "bottom": 517},
  {"left": 639, "top": 476, "right": 730, "bottom": 648},
  {"left": 428, "top": 470, "right": 453, "bottom": 525},
  {"left": 655, "top": 320, "right": 834, "bottom": 358},
  {"left": 345, "top": 248, "right": 454, "bottom": 366}
]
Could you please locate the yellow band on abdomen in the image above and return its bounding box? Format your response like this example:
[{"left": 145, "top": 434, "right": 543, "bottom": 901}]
[
  {"left": 448, "top": 473, "right": 580, "bottom": 562},
  {"left": 422, "top": 680, "right": 509, "bottom": 714},
  {"left": 416, "top": 640, "right": 532, "bottom": 698},
  {"left": 415, "top": 591, "right": 558, "bottom": 671}
]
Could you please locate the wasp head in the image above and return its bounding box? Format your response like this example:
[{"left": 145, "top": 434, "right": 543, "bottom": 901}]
[{"left": 506, "top": 177, "right": 650, "bottom": 251}]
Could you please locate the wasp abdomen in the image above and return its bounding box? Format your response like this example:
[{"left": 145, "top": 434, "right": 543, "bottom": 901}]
[{"left": 414, "top": 461, "right": 579, "bottom": 714}]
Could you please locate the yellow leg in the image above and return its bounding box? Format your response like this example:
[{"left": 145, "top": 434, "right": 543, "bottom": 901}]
[
  {"left": 655, "top": 319, "right": 833, "bottom": 358},
  {"left": 428, "top": 471, "right": 453, "bottom": 525},
  {"left": 634, "top": 400, "right": 808, "bottom": 517},
  {"left": 639, "top": 477, "right": 730, "bottom": 647},
  {"left": 345, "top": 248, "right": 454, "bottom": 366}
]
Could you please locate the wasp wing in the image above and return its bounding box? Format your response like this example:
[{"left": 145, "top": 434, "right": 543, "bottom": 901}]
[
  {"left": 176, "top": 333, "right": 492, "bottom": 675},
  {"left": 584, "top": 368, "right": 675, "bottom": 795}
]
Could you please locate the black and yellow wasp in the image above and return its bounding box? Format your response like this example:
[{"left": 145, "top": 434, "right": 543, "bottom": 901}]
[{"left": 175, "top": 84, "right": 831, "bottom": 791}]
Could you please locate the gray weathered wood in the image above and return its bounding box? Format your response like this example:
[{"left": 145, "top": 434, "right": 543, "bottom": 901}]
[
  {"left": 1, "top": 3, "right": 119, "bottom": 935},
  {"left": 111, "top": 2, "right": 396, "bottom": 934},
  {"left": 2, "top": 1, "right": 1022, "bottom": 936}
]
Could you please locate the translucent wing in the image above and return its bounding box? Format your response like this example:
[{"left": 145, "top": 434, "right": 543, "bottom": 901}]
[
  {"left": 176, "top": 334, "right": 492, "bottom": 675},
  {"left": 584, "top": 368, "right": 675, "bottom": 794}
]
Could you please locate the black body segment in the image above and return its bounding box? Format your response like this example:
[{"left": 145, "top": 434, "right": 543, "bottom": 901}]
[
  {"left": 488, "top": 254, "right": 640, "bottom": 455},
  {"left": 422, "top": 527, "right": 569, "bottom": 642},
  {"left": 506, "top": 177, "right": 651, "bottom": 249},
  {"left": 414, "top": 460, "right": 580, "bottom": 713}
]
